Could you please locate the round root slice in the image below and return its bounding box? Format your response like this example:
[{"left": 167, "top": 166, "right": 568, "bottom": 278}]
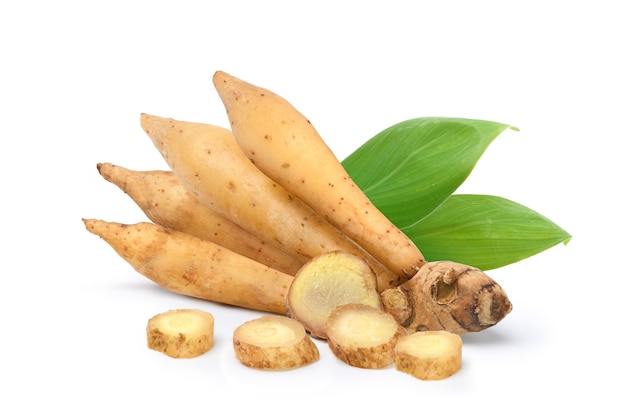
[
  {"left": 147, "top": 309, "right": 215, "bottom": 359},
  {"left": 325, "top": 303, "right": 407, "bottom": 369},
  {"left": 395, "top": 330, "right": 462, "bottom": 380},
  {"left": 233, "top": 315, "right": 319, "bottom": 370},
  {"left": 287, "top": 251, "right": 383, "bottom": 339}
]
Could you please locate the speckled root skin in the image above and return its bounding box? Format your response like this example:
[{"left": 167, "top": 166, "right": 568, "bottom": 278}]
[
  {"left": 212, "top": 71, "right": 426, "bottom": 287},
  {"left": 82, "top": 219, "right": 293, "bottom": 315},
  {"left": 139, "top": 113, "right": 399, "bottom": 292},
  {"left": 381, "top": 261, "right": 512, "bottom": 334},
  {"left": 96, "top": 162, "right": 304, "bottom": 276}
]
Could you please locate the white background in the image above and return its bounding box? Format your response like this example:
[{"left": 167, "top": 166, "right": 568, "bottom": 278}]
[{"left": 2, "top": 1, "right": 624, "bottom": 415}]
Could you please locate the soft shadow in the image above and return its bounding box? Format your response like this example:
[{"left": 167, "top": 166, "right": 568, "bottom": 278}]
[
  {"left": 105, "top": 278, "right": 168, "bottom": 294},
  {"left": 461, "top": 327, "right": 513, "bottom": 346}
]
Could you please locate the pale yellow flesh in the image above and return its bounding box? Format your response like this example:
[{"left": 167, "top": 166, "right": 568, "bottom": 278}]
[
  {"left": 326, "top": 305, "right": 400, "bottom": 348},
  {"left": 146, "top": 309, "right": 215, "bottom": 359},
  {"left": 287, "top": 251, "right": 382, "bottom": 339},
  {"left": 235, "top": 315, "right": 302, "bottom": 348},
  {"left": 233, "top": 315, "right": 319, "bottom": 370},
  {"left": 325, "top": 303, "right": 405, "bottom": 369},
  {"left": 395, "top": 331, "right": 462, "bottom": 380}
]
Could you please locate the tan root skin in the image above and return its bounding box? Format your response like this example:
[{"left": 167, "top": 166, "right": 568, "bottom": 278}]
[
  {"left": 82, "top": 219, "right": 293, "bottom": 315},
  {"left": 395, "top": 330, "right": 462, "bottom": 380},
  {"left": 325, "top": 304, "right": 407, "bottom": 369},
  {"left": 381, "top": 260, "right": 513, "bottom": 334},
  {"left": 147, "top": 309, "right": 215, "bottom": 359},
  {"left": 287, "top": 251, "right": 383, "bottom": 339},
  {"left": 85, "top": 73, "right": 517, "bottom": 378},
  {"left": 233, "top": 315, "right": 319, "bottom": 370},
  {"left": 139, "top": 114, "right": 398, "bottom": 291},
  {"left": 96, "top": 162, "right": 303, "bottom": 275},
  {"left": 213, "top": 70, "right": 425, "bottom": 285}
]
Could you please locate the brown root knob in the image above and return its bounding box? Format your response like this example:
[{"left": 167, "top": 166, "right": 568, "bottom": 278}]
[{"left": 382, "top": 261, "right": 513, "bottom": 334}]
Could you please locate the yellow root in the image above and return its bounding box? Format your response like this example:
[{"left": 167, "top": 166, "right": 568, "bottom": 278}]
[
  {"left": 139, "top": 114, "right": 400, "bottom": 291},
  {"left": 213, "top": 70, "right": 426, "bottom": 283},
  {"left": 83, "top": 219, "right": 293, "bottom": 315},
  {"left": 96, "top": 162, "right": 303, "bottom": 275}
]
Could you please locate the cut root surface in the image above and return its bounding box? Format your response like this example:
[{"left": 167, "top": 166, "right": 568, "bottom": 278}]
[
  {"left": 146, "top": 309, "right": 215, "bottom": 359},
  {"left": 287, "top": 251, "right": 382, "bottom": 339},
  {"left": 325, "top": 303, "right": 406, "bottom": 369},
  {"left": 233, "top": 315, "right": 319, "bottom": 370},
  {"left": 395, "top": 330, "right": 462, "bottom": 380}
]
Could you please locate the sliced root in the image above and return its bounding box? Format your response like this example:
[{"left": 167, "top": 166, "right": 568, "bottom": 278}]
[
  {"left": 146, "top": 309, "right": 215, "bottom": 359},
  {"left": 287, "top": 251, "right": 383, "bottom": 339},
  {"left": 395, "top": 330, "right": 462, "bottom": 380},
  {"left": 325, "top": 303, "right": 407, "bottom": 369},
  {"left": 233, "top": 315, "right": 319, "bottom": 370}
]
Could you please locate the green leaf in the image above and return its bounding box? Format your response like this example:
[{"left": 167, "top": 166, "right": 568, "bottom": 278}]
[
  {"left": 342, "top": 117, "right": 515, "bottom": 229},
  {"left": 341, "top": 117, "right": 571, "bottom": 270},
  {"left": 403, "top": 194, "right": 572, "bottom": 270}
]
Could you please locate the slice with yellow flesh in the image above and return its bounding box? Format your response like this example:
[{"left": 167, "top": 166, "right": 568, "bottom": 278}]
[
  {"left": 287, "top": 251, "right": 383, "bottom": 339},
  {"left": 395, "top": 330, "right": 462, "bottom": 380},
  {"left": 325, "top": 303, "right": 406, "bottom": 369},
  {"left": 146, "top": 309, "right": 215, "bottom": 358},
  {"left": 233, "top": 315, "right": 319, "bottom": 370}
]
